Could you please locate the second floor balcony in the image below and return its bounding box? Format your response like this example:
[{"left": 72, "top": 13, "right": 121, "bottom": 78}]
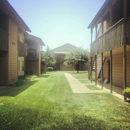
[
  {"left": 26, "top": 50, "right": 39, "bottom": 60},
  {"left": 18, "top": 41, "right": 26, "bottom": 57},
  {"left": 90, "top": 18, "right": 130, "bottom": 56}
]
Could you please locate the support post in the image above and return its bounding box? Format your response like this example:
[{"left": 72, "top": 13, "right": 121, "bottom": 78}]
[
  {"left": 101, "top": 53, "right": 103, "bottom": 89},
  {"left": 110, "top": 50, "right": 112, "bottom": 93},
  {"left": 90, "top": 57, "right": 92, "bottom": 82},
  {"left": 123, "top": 45, "right": 126, "bottom": 89},
  {"left": 95, "top": 55, "right": 97, "bottom": 85}
]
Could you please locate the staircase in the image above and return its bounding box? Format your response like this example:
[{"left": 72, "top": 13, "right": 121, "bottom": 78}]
[{"left": 88, "top": 56, "right": 106, "bottom": 81}]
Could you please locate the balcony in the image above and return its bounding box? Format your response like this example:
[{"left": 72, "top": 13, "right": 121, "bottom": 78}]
[
  {"left": 18, "top": 41, "right": 26, "bottom": 57},
  {"left": 0, "top": 28, "right": 8, "bottom": 51},
  {"left": 26, "top": 51, "right": 39, "bottom": 60},
  {"left": 90, "top": 18, "right": 130, "bottom": 56}
]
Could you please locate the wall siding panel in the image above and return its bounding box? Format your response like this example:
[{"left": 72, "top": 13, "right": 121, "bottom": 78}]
[
  {"left": 112, "top": 53, "right": 123, "bottom": 87},
  {"left": 8, "top": 17, "right": 18, "bottom": 84},
  {"left": 126, "top": 46, "right": 130, "bottom": 86}
]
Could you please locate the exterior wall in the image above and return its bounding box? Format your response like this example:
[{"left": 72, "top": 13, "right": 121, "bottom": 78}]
[
  {"left": 112, "top": 52, "right": 123, "bottom": 87},
  {"left": 41, "top": 62, "right": 46, "bottom": 73},
  {"left": 26, "top": 43, "right": 41, "bottom": 76},
  {"left": 103, "top": 57, "right": 109, "bottom": 80},
  {"left": 60, "top": 64, "right": 75, "bottom": 71},
  {"left": 18, "top": 57, "right": 24, "bottom": 76},
  {"left": 126, "top": 46, "right": 130, "bottom": 86},
  {"left": 26, "top": 60, "right": 36, "bottom": 75},
  {"left": 8, "top": 17, "right": 18, "bottom": 84},
  {"left": 18, "top": 29, "right": 24, "bottom": 43}
]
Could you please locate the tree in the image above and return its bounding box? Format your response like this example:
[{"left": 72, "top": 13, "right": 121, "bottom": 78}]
[
  {"left": 42, "top": 46, "right": 56, "bottom": 68},
  {"left": 63, "top": 48, "right": 89, "bottom": 73}
]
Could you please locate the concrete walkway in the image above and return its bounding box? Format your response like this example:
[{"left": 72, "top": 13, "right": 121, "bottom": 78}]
[
  {"left": 64, "top": 73, "right": 124, "bottom": 100},
  {"left": 64, "top": 73, "right": 107, "bottom": 94}
]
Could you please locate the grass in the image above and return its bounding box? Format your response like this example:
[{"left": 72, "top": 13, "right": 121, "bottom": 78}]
[
  {"left": 86, "top": 85, "right": 102, "bottom": 90},
  {"left": 0, "top": 71, "right": 130, "bottom": 130}
]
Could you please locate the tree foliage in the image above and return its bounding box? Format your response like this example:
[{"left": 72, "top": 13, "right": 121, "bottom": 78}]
[
  {"left": 63, "top": 48, "right": 89, "bottom": 72},
  {"left": 42, "top": 46, "right": 56, "bottom": 66}
]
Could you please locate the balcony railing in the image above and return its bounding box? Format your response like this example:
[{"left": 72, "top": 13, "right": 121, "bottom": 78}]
[
  {"left": 26, "top": 50, "right": 39, "bottom": 60},
  {"left": 90, "top": 18, "right": 130, "bottom": 56},
  {"left": 0, "top": 28, "right": 8, "bottom": 51},
  {"left": 18, "top": 41, "right": 26, "bottom": 57}
]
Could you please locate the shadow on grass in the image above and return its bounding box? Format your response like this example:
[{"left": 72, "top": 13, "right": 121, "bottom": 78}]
[{"left": 0, "top": 80, "right": 38, "bottom": 97}]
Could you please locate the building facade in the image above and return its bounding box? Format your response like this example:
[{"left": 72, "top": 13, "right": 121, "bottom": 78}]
[
  {"left": 88, "top": 0, "right": 130, "bottom": 93},
  {"left": 52, "top": 43, "right": 89, "bottom": 71},
  {"left": 25, "top": 33, "right": 45, "bottom": 76},
  {"left": 0, "top": 0, "right": 31, "bottom": 85}
]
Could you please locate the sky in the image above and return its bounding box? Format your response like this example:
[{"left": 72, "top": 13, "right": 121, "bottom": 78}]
[{"left": 8, "top": 0, "right": 105, "bottom": 50}]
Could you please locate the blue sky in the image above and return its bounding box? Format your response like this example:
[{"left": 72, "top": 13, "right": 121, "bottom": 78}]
[{"left": 8, "top": 0, "right": 105, "bottom": 50}]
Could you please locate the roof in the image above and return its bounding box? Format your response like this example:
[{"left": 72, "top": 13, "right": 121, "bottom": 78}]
[
  {"left": 0, "top": 0, "right": 31, "bottom": 32},
  {"left": 88, "top": 0, "right": 111, "bottom": 29},
  {"left": 25, "top": 33, "right": 45, "bottom": 46},
  {"left": 52, "top": 43, "right": 79, "bottom": 54}
]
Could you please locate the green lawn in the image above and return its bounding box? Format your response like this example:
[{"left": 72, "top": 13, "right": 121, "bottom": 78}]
[{"left": 0, "top": 71, "right": 130, "bottom": 130}]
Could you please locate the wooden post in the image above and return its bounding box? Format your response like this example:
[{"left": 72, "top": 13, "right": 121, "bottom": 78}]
[
  {"left": 110, "top": 50, "right": 112, "bottom": 93},
  {"left": 123, "top": 45, "right": 126, "bottom": 89},
  {"left": 101, "top": 53, "right": 103, "bottom": 88},
  {"left": 95, "top": 55, "right": 97, "bottom": 85},
  {"left": 90, "top": 57, "right": 92, "bottom": 82}
]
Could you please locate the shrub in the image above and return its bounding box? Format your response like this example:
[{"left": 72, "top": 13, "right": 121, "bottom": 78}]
[
  {"left": 122, "top": 87, "right": 130, "bottom": 94},
  {"left": 12, "top": 80, "right": 24, "bottom": 87},
  {"left": 18, "top": 75, "right": 25, "bottom": 80},
  {"left": 47, "top": 67, "right": 53, "bottom": 71},
  {"left": 122, "top": 87, "right": 130, "bottom": 101}
]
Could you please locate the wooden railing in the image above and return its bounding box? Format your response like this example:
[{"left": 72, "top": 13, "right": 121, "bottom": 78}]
[
  {"left": 26, "top": 50, "right": 39, "bottom": 60},
  {"left": 90, "top": 18, "right": 130, "bottom": 56},
  {"left": 18, "top": 41, "right": 26, "bottom": 57},
  {"left": 0, "top": 28, "right": 8, "bottom": 51}
]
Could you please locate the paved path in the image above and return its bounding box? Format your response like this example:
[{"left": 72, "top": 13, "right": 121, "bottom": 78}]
[{"left": 64, "top": 73, "right": 107, "bottom": 94}]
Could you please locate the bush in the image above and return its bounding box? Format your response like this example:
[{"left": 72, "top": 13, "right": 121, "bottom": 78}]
[
  {"left": 122, "top": 87, "right": 130, "bottom": 101},
  {"left": 47, "top": 67, "right": 53, "bottom": 71},
  {"left": 18, "top": 76, "right": 25, "bottom": 80},
  {"left": 12, "top": 80, "right": 24, "bottom": 87}
]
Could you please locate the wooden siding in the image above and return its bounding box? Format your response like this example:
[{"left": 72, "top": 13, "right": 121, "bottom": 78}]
[
  {"left": 103, "top": 57, "right": 109, "bottom": 80},
  {"left": 18, "top": 57, "right": 24, "bottom": 76},
  {"left": 0, "top": 28, "right": 8, "bottom": 51},
  {"left": 26, "top": 60, "right": 40, "bottom": 75},
  {"left": 18, "top": 41, "right": 26, "bottom": 57},
  {"left": 8, "top": 17, "right": 18, "bottom": 84},
  {"left": 90, "top": 18, "right": 130, "bottom": 56},
  {"left": 126, "top": 46, "right": 130, "bottom": 86},
  {"left": 26, "top": 50, "right": 38, "bottom": 60},
  {"left": 112, "top": 52, "right": 123, "bottom": 88}
]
